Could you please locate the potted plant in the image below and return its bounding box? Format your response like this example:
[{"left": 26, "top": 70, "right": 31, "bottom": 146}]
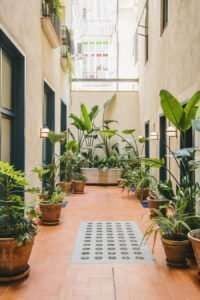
[
  {"left": 33, "top": 131, "right": 65, "bottom": 225},
  {"left": 33, "top": 165, "right": 65, "bottom": 225},
  {"left": 72, "top": 172, "right": 87, "bottom": 194},
  {"left": 144, "top": 191, "right": 200, "bottom": 268},
  {"left": 147, "top": 180, "right": 174, "bottom": 217},
  {"left": 188, "top": 229, "right": 200, "bottom": 276},
  {"left": 0, "top": 161, "right": 37, "bottom": 282},
  {"left": 59, "top": 140, "right": 78, "bottom": 194}
]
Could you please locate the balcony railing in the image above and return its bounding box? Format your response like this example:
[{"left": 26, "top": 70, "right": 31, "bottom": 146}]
[{"left": 41, "top": 0, "right": 61, "bottom": 47}]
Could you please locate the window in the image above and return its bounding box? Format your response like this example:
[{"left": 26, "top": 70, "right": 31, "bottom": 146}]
[
  {"left": 145, "top": 121, "right": 150, "bottom": 158},
  {"left": 161, "top": 0, "right": 168, "bottom": 33},
  {"left": 145, "top": 1, "right": 149, "bottom": 62},
  {"left": 61, "top": 101, "right": 67, "bottom": 132},
  {"left": 43, "top": 82, "right": 55, "bottom": 164},
  {"left": 0, "top": 30, "right": 25, "bottom": 170},
  {"left": 60, "top": 101, "right": 67, "bottom": 180},
  {"left": 159, "top": 116, "right": 167, "bottom": 181}
]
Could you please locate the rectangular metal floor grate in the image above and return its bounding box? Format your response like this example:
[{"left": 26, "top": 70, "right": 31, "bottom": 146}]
[{"left": 72, "top": 221, "right": 153, "bottom": 264}]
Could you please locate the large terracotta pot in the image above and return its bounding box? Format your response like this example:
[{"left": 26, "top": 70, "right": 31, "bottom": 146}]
[
  {"left": 40, "top": 203, "right": 62, "bottom": 225},
  {"left": 188, "top": 229, "right": 200, "bottom": 275},
  {"left": 147, "top": 196, "right": 169, "bottom": 218},
  {"left": 162, "top": 237, "right": 190, "bottom": 268},
  {"left": 135, "top": 188, "right": 149, "bottom": 201},
  {"left": 58, "top": 181, "right": 72, "bottom": 194},
  {"left": 72, "top": 180, "right": 85, "bottom": 194},
  {"left": 0, "top": 238, "right": 34, "bottom": 282}
]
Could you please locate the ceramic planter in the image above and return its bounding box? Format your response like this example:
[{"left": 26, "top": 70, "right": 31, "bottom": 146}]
[
  {"left": 188, "top": 229, "right": 200, "bottom": 275},
  {"left": 58, "top": 181, "right": 72, "bottom": 194},
  {"left": 39, "top": 203, "right": 62, "bottom": 225},
  {"left": 0, "top": 238, "right": 34, "bottom": 282},
  {"left": 81, "top": 168, "right": 121, "bottom": 185},
  {"left": 147, "top": 196, "right": 169, "bottom": 217},
  {"left": 72, "top": 180, "right": 85, "bottom": 194},
  {"left": 162, "top": 237, "right": 190, "bottom": 268}
]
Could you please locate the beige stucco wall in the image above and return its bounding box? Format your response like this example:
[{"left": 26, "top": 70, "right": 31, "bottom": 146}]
[
  {"left": 138, "top": 0, "right": 200, "bottom": 134},
  {"left": 137, "top": 0, "right": 200, "bottom": 180},
  {"left": 0, "top": 0, "right": 71, "bottom": 188},
  {"left": 71, "top": 91, "right": 140, "bottom": 134}
]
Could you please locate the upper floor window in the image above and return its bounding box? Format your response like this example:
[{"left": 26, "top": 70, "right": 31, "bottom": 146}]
[{"left": 161, "top": 0, "right": 168, "bottom": 34}]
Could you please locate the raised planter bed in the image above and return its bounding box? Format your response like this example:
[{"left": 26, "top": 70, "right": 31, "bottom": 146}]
[{"left": 81, "top": 168, "right": 121, "bottom": 185}]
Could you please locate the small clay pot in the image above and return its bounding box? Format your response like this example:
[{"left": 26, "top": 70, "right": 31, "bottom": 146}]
[
  {"left": 188, "top": 229, "right": 200, "bottom": 276},
  {"left": 135, "top": 188, "right": 149, "bottom": 201},
  {"left": 0, "top": 238, "right": 34, "bottom": 282},
  {"left": 147, "top": 196, "right": 169, "bottom": 217},
  {"left": 57, "top": 181, "right": 72, "bottom": 194},
  {"left": 72, "top": 180, "right": 85, "bottom": 194},
  {"left": 162, "top": 237, "right": 190, "bottom": 268},
  {"left": 39, "top": 203, "right": 62, "bottom": 225}
]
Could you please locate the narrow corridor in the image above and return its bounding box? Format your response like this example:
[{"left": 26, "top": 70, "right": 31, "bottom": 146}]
[{"left": 0, "top": 187, "right": 199, "bottom": 300}]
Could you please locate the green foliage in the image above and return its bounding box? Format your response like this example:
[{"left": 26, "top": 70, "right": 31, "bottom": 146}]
[
  {"left": 72, "top": 172, "right": 87, "bottom": 182},
  {"left": 144, "top": 201, "right": 200, "bottom": 245},
  {"left": 0, "top": 161, "right": 37, "bottom": 244},
  {"left": 160, "top": 89, "right": 200, "bottom": 132}
]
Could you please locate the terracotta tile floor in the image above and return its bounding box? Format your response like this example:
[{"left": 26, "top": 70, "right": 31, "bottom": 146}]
[{"left": 0, "top": 186, "right": 200, "bottom": 299}]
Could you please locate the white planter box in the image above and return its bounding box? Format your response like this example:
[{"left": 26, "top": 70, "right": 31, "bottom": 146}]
[{"left": 81, "top": 168, "right": 121, "bottom": 185}]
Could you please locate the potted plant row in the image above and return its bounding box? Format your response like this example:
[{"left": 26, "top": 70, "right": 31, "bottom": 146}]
[{"left": 142, "top": 89, "right": 200, "bottom": 275}]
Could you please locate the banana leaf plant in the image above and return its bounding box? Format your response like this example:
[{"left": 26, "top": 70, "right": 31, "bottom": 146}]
[
  {"left": 70, "top": 104, "right": 99, "bottom": 152},
  {"left": 160, "top": 89, "right": 200, "bottom": 143}
]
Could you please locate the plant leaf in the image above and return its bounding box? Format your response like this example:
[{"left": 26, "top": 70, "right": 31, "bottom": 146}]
[
  {"left": 160, "top": 90, "right": 183, "bottom": 130},
  {"left": 181, "top": 91, "right": 200, "bottom": 131},
  {"left": 81, "top": 104, "right": 92, "bottom": 132},
  {"left": 122, "top": 129, "right": 135, "bottom": 135}
]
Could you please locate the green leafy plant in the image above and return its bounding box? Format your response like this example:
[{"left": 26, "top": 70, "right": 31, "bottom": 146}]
[
  {"left": 0, "top": 161, "right": 37, "bottom": 244},
  {"left": 160, "top": 90, "right": 200, "bottom": 133},
  {"left": 33, "top": 132, "right": 64, "bottom": 204}
]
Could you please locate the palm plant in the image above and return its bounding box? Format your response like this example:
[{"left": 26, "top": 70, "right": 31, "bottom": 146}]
[{"left": 70, "top": 104, "right": 99, "bottom": 152}]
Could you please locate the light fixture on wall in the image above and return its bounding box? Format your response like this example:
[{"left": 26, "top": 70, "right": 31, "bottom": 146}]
[
  {"left": 150, "top": 131, "right": 159, "bottom": 140},
  {"left": 40, "top": 126, "right": 50, "bottom": 138},
  {"left": 150, "top": 123, "right": 159, "bottom": 140},
  {"left": 166, "top": 126, "right": 177, "bottom": 138}
]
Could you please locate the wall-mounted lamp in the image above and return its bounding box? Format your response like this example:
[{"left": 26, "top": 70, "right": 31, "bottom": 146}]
[
  {"left": 166, "top": 126, "right": 177, "bottom": 138},
  {"left": 150, "top": 131, "right": 159, "bottom": 140},
  {"left": 40, "top": 126, "right": 50, "bottom": 139}
]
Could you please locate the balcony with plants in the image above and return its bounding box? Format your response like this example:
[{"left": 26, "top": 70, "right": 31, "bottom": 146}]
[
  {"left": 41, "top": 0, "right": 62, "bottom": 48},
  {"left": 60, "top": 25, "right": 74, "bottom": 73}
]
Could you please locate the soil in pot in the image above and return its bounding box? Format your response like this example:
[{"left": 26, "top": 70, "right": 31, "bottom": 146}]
[
  {"left": 57, "top": 181, "right": 72, "bottom": 194},
  {"left": 147, "top": 196, "right": 169, "bottom": 218},
  {"left": 135, "top": 188, "right": 149, "bottom": 201},
  {"left": 162, "top": 236, "right": 190, "bottom": 268},
  {"left": 40, "top": 203, "right": 62, "bottom": 225},
  {"left": 72, "top": 180, "right": 85, "bottom": 194},
  {"left": 0, "top": 238, "right": 34, "bottom": 282},
  {"left": 188, "top": 229, "right": 200, "bottom": 275}
]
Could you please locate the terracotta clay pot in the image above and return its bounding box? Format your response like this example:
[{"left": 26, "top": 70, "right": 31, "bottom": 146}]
[
  {"left": 188, "top": 229, "right": 200, "bottom": 275},
  {"left": 72, "top": 180, "right": 85, "bottom": 194},
  {"left": 40, "top": 203, "right": 62, "bottom": 225},
  {"left": 135, "top": 188, "right": 149, "bottom": 201},
  {"left": 147, "top": 196, "right": 169, "bottom": 218},
  {"left": 162, "top": 237, "right": 190, "bottom": 268},
  {"left": 0, "top": 238, "right": 34, "bottom": 282},
  {"left": 58, "top": 181, "right": 72, "bottom": 194}
]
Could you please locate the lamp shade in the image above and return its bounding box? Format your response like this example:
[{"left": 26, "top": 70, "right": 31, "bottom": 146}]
[
  {"left": 40, "top": 127, "right": 50, "bottom": 138},
  {"left": 166, "top": 126, "right": 177, "bottom": 137}
]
